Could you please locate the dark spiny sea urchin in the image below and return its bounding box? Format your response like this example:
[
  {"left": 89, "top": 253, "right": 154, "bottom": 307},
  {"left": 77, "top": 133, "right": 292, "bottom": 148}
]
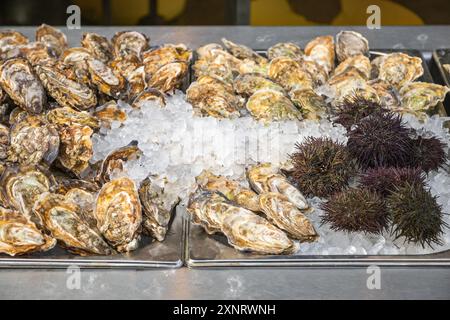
[
  {"left": 290, "top": 137, "right": 356, "bottom": 198},
  {"left": 334, "top": 94, "right": 386, "bottom": 130},
  {"left": 410, "top": 135, "right": 447, "bottom": 173},
  {"left": 387, "top": 182, "right": 448, "bottom": 248},
  {"left": 347, "top": 111, "right": 414, "bottom": 169},
  {"left": 321, "top": 188, "right": 389, "bottom": 234},
  {"left": 360, "top": 167, "right": 426, "bottom": 197}
]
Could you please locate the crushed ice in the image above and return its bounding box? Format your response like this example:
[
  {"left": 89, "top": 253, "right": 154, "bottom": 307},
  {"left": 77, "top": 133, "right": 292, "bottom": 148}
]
[{"left": 92, "top": 91, "right": 450, "bottom": 255}]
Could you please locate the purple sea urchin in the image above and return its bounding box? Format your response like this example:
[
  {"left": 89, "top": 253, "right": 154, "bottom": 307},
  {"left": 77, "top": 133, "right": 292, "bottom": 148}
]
[
  {"left": 334, "top": 94, "right": 386, "bottom": 130},
  {"left": 290, "top": 137, "right": 356, "bottom": 198},
  {"left": 387, "top": 182, "right": 447, "bottom": 247},
  {"left": 347, "top": 112, "right": 413, "bottom": 169},
  {"left": 410, "top": 136, "right": 447, "bottom": 173},
  {"left": 321, "top": 188, "right": 388, "bottom": 234},
  {"left": 361, "top": 167, "right": 426, "bottom": 197}
]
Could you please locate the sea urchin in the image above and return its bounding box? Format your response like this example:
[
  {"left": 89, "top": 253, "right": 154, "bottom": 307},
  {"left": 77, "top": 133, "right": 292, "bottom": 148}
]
[
  {"left": 410, "top": 135, "right": 447, "bottom": 173},
  {"left": 290, "top": 136, "right": 356, "bottom": 198}
]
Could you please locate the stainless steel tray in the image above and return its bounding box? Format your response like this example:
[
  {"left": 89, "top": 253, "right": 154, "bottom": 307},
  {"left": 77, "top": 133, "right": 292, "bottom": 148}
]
[
  {"left": 0, "top": 208, "right": 184, "bottom": 269},
  {"left": 432, "top": 49, "right": 450, "bottom": 115}
]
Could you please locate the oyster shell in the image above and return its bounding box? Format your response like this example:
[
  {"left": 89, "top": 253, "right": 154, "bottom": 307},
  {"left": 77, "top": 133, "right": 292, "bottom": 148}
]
[
  {"left": 298, "top": 57, "right": 329, "bottom": 87},
  {"left": 233, "top": 73, "right": 284, "bottom": 98},
  {"left": 111, "top": 31, "right": 149, "bottom": 59},
  {"left": 19, "top": 41, "right": 53, "bottom": 67},
  {"left": 143, "top": 44, "right": 192, "bottom": 77},
  {"left": 0, "top": 206, "right": 56, "bottom": 256},
  {"left": 197, "top": 75, "right": 234, "bottom": 93},
  {"left": 35, "top": 64, "right": 97, "bottom": 110},
  {"left": 245, "top": 89, "right": 302, "bottom": 122},
  {"left": 327, "top": 66, "right": 374, "bottom": 102},
  {"left": 246, "top": 163, "right": 279, "bottom": 194},
  {"left": 147, "top": 61, "right": 188, "bottom": 93},
  {"left": 33, "top": 192, "right": 112, "bottom": 255},
  {"left": 0, "top": 124, "right": 9, "bottom": 161},
  {"left": 94, "top": 177, "right": 142, "bottom": 252},
  {"left": 132, "top": 88, "right": 166, "bottom": 109},
  {"left": 369, "top": 79, "right": 401, "bottom": 110},
  {"left": 64, "top": 188, "right": 98, "bottom": 230},
  {"left": 267, "top": 42, "right": 303, "bottom": 60},
  {"left": 399, "top": 82, "right": 449, "bottom": 114},
  {"left": 35, "top": 24, "right": 67, "bottom": 58},
  {"left": 93, "top": 101, "right": 127, "bottom": 127},
  {"left": 47, "top": 106, "right": 100, "bottom": 130},
  {"left": 81, "top": 32, "right": 113, "bottom": 63},
  {"left": 334, "top": 54, "right": 371, "bottom": 79},
  {"left": 304, "top": 35, "right": 335, "bottom": 74},
  {"left": 221, "top": 206, "right": 296, "bottom": 254},
  {"left": 196, "top": 170, "right": 261, "bottom": 212},
  {"left": 259, "top": 192, "right": 318, "bottom": 241},
  {"left": 95, "top": 141, "right": 143, "bottom": 185},
  {"left": 196, "top": 43, "right": 223, "bottom": 58},
  {"left": 221, "top": 38, "right": 267, "bottom": 66},
  {"left": 0, "top": 30, "right": 29, "bottom": 60},
  {"left": 139, "top": 175, "right": 180, "bottom": 241},
  {"left": 193, "top": 57, "right": 235, "bottom": 84},
  {"left": 1, "top": 165, "right": 51, "bottom": 228},
  {"left": 8, "top": 115, "right": 59, "bottom": 165},
  {"left": 86, "top": 57, "right": 125, "bottom": 99},
  {"left": 335, "top": 31, "right": 369, "bottom": 63},
  {"left": 378, "top": 53, "right": 423, "bottom": 88},
  {"left": 268, "top": 57, "right": 313, "bottom": 91},
  {"left": 60, "top": 47, "right": 92, "bottom": 86},
  {"left": 0, "top": 58, "right": 46, "bottom": 114},
  {"left": 289, "top": 88, "right": 328, "bottom": 120}
]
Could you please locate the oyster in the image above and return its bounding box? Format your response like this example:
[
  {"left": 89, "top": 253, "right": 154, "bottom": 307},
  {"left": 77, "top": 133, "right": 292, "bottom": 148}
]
[
  {"left": 369, "top": 79, "right": 401, "bottom": 110},
  {"left": 111, "top": 31, "right": 149, "bottom": 59},
  {"left": 0, "top": 58, "right": 46, "bottom": 114},
  {"left": 0, "top": 30, "right": 29, "bottom": 60},
  {"left": 110, "top": 55, "right": 145, "bottom": 100},
  {"left": 86, "top": 57, "right": 125, "bottom": 99},
  {"left": 335, "top": 31, "right": 369, "bottom": 63},
  {"left": 268, "top": 57, "right": 313, "bottom": 91},
  {"left": 196, "top": 43, "right": 223, "bottom": 58},
  {"left": 233, "top": 73, "right": 284, "bottom": 98},
  {"left": 143, "top": 44, "right": 192, "bottom": 77},
  {"left": 197, "top": 75, "right": 234, "bottom": 94},
  {"left": 95, "top": 141, "right": 143, "bottom": 185},
  {"left": 298, "top": 57, "right": 329, "bottom": 87},
  {"left": 81, "top": 32, "right": 113, "bottom": 63},
  {"left": 221, "top": 38, "right": 267, "bottom": 66},
  {"left": 267, "top": 42, "right": 303, "bottom": 60},
  {"left": 259, "top": 192, "right": 318, "bottom": 241},
  {"left": 64, "top": 188, "right": 98, "bottom": 230},
  {"left": 186, "top": 81, "right": 240, "bottom": 119},
  {"left": 378, "top": 53, "right": 423, "bottom": 88},
  {"left": 35, "top": 64, "right": 97, "bottom": 110},
  {"left": 1, "top": 165, "right": 51, "bottom": 227},
  {"left": 8, "top": 115, "right": 59, "bottom": 165},
  {"left": 111, "top": 54, "right": 141, "bottom": 79},
  {"left": 139, "top": 175, "right": 180, "bottom": 241},
  {"left": 193, "top": 57, "right": 235, "bottom": 84},
  {"left": 0, "top": 124, "right": 9, "bottom": 161},
  {"left": 399, "top": 82, "right": 450, "bottom": 114},
  {"left": 53, "top": 177, "right": 99, "bottom": 195},
  {"left": 93, "top": 101, "right": 127, "bottom": 127},
  {"left": 147, "top": 61, "right": 188, "bottom": 93},
  {"left": 0, "top": 206, "right": 56, "bottom": 256},
  {"left": 245, "top": 89, "right": 302, "bottom": 122},
  {"left": 196, "top": 170, "right": 261, "bottom": 212},
  {"left": 47, "top": 106, "right": 100, "bottom": 130},
  {"left": 33, "top": 192, "right": 112, "bottom": 255},
  {"left": 19, "top": 41, "right": 53, "bottom": 67},
  {"left": 35, "top": 24, "right": 67, "bottom": 58},
  {"left": 304, "top": 35, "right": 335, "bottom": 74},
  {"left": 60, "top": 47, "right": 92, "bottom": 86},
  {"left": 221, "top": 206, "right": 296, "bottom": 254},
  {"left": 94, "top": 177, "right": 142, "bottom": 252},
  {"left": 132, "top": 88, "right": 166, "bottom": 109},
  {"left": 289, "top": 88, "right": 328, "bottom": 120},
  {"left": 246, "top": 163, "right": 279, "bottom": 194},
  {"left": 334, "top": 54, "right": 371, "bottom": 79},
  {"left": 8, "top": 108, "right": 28, "bottom": 125},
  {"left": 327, "top": 66, "right": 372, "bottom": 101},
  {"left": 125, "top": 66, "right": 146, "bottom": 101}
]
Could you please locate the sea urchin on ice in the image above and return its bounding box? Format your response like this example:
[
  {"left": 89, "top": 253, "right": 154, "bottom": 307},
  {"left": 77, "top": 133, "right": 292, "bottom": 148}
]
[
  {"left": 410, "top": 135, "right": 447, "bottom": 173},
  {"left": 347, "top": 111, "right": 413, "bottom": 169},
  {"left": 387, "top": 182, "right": 448, "bottom": 248},
  {"left": 290, "top": 137, "right": 356, "bottom": 198},
  {"left": 321, "top": 188, "right": 389, "bottom": 234}
]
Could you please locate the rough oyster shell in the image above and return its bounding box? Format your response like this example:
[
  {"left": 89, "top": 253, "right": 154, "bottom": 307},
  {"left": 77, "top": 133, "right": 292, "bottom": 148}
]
[
  {"left": 81, "top": 32, "right": 113, "bottom": 63},
  {"left": 0, "top": 124, "right": 9, "bottom": 161},
  {"left": 8, "top": 115, "right": 59, "bottom": 166},
  {"left": 335, "top": 31, "right": 369, "bottom": 63},
  {"left": 369, "top": 79, "right": 401, "bottom": 110},
  {"left": 266, "top": 174, "right": 310, "bottom": 211},
  {"left": 268, "top": 57, "right": 313, "bottom": 91},
  {"left": 0, "top": 30, "right": 29, "bottom": 60},
  {"left": 94, "top": 177, "right": 142, "bottom": 252},
  {"left": 399, "top": 82, "right": 449, "bottom": 114},
  {"left": 132, "top": 88, "right": 166, "bottom": 109},
  {"left": 47, "top": 106, "right": 100, "bottom": 130},
  {"left": 327, "top": 66, "right": 375, "bottom": 102},
  {"left": 143, "top": 44, "right": 192, "bottom": 77},
  {"left": 221, "top": 38, "right": 267, "bottom": 66},
  {"left": 1, "top": 165, "right": 51, "bottom": 228},
  {"left": 35, "top": 24, "right": 67, "bottom": 58},
  {"left": 0, "top": 206, "right": 56, "bottom": 256},
  {"left": 111, "top": 31, "right": 149, "bottom": 59},
  {"left": 60, "top": 47, "right": 92, "bottom": 86},
  {"left": 0, "top": 58, "right": 46, "bottom": 114},
  {"left": 93, "top": 101, "right": 127, "bottom": 127},
  {"left": 33, "top": 192, "right": 112, "bottom": 256},
  {"left": 196, "top": 43, "right": 223, "bottom": 58},
  {"left": 86, "top": 57, "right": 125, "bottom": 99},
  {"left": 334, "top": 54, "right": 371, "bottom": 79},
  {"left": 259, "top": 192, "right": 318, "bottom": 242},
  {"left": 35, "top": 64, "right": 97, "bottom": 111},
  {"left": 245, "top": 89, "right": 302, "bottom": 122},
  {"left": 193, "top": 57, "right": 235, "bottom": 84},
  {"left": 297, "top": 57, "right": 329, "bottom": 87},
  {"left": 246, "top": 163, "right": 279, "bottom": 194},
  {"left": 139, "top": 175, "right": 180, "bottom": 241},
  {"left": 64, "top": 188, "right": 98, "bottom": 230},
  {"left": 147, "top": 61, "right": 188, "bottom": 93},
  {"left": 378, "top": 53, "right": 423, "bottom": 88},
  {"left": 304, "top": 35, "right": 335, "bottom": 74},
  {"left": 289, "top": 88, "right": 328, "bottom": 120},
  {"left": 267, "top": 42, "right": 303, "bottom": 60},
  {"left": 233, "top": 73, "right": 284, "bottom": 98}
]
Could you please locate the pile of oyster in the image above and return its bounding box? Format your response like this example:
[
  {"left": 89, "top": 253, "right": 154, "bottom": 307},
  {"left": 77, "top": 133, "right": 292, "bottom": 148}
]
[
  {"left": 188, "top": 164, "right": 318, "bottom": 255},
  {"left": 0, "top": 25, "right": 187, "bottom": 256},
  {"left": 187, "top": 31, "right": 449, "bottom": 122}
]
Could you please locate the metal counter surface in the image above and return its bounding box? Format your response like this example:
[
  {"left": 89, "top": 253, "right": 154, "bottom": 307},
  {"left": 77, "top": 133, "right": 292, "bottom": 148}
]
[{"left": 0, "top": 26, "right": 450, "bottom": 299}]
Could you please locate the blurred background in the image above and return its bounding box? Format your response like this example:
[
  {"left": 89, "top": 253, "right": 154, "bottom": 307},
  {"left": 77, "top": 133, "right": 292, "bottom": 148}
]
[{"left": 1, "top": 0, "right": 449, "bottom": 26}]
